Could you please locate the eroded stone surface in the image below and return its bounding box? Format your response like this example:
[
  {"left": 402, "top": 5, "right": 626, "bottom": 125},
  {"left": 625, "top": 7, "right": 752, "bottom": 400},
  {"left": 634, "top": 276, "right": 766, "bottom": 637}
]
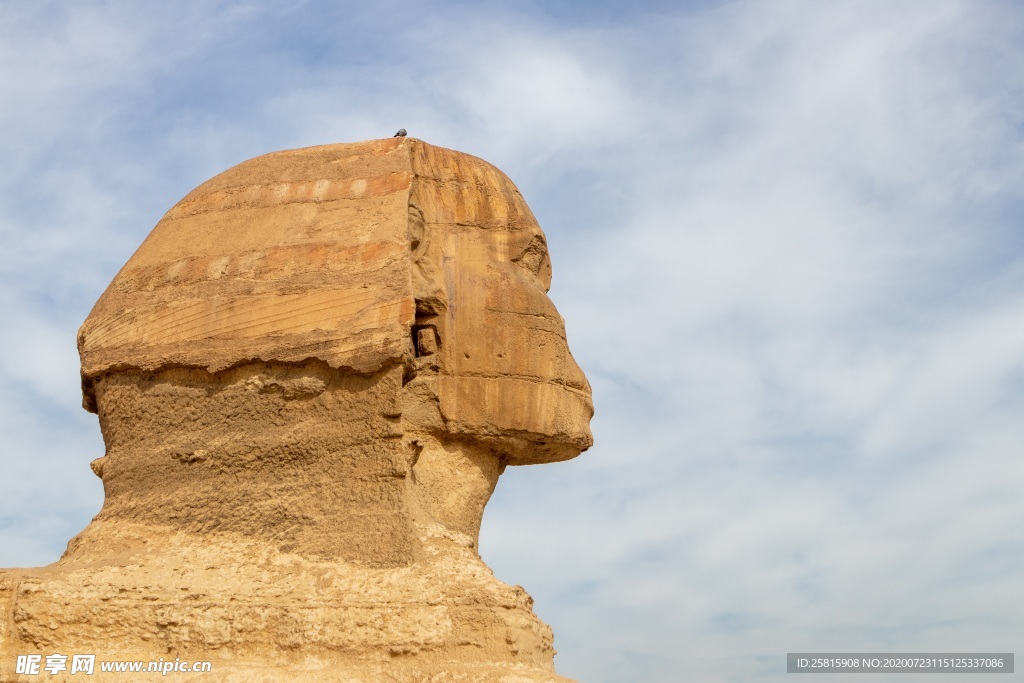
[{"left": 0, "top": 138, "right": 592, "bottom": 682}]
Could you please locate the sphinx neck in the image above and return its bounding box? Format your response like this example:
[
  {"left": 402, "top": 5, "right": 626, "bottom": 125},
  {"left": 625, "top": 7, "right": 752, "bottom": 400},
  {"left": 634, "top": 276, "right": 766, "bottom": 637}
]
[{"left": 406, "top": 435, "right": 505, "bottom": 550}]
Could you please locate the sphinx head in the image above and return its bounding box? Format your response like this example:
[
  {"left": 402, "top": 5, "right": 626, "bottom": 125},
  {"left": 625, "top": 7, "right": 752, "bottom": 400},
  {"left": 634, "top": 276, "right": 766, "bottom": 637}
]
[{"left": 77, "top": 138, "right": 592, "bottom": 558}]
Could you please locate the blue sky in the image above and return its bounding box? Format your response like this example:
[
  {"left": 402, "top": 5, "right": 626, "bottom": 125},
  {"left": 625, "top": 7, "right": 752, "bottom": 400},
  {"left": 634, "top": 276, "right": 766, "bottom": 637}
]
[{"left": 2, "top": 2, "right": 1023, "bottom": 681}]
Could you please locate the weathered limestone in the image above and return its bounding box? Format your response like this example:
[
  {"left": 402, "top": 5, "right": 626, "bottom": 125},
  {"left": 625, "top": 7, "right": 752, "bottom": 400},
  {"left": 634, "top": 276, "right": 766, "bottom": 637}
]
[{"left": 0, "top": 138, "right": 593, "bottom": 682}]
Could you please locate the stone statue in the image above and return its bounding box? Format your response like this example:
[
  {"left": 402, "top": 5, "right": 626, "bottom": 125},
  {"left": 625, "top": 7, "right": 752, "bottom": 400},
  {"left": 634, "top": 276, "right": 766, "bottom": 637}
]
[{"left": 0, "top": 138, "right": 593, "bottom": 682}]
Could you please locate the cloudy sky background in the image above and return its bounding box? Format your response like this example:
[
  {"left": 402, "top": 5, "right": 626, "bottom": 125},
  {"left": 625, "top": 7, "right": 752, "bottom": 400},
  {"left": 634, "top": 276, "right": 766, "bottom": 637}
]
[{"left": 2, "top": 1, "right": 1023, "bottom": 681}]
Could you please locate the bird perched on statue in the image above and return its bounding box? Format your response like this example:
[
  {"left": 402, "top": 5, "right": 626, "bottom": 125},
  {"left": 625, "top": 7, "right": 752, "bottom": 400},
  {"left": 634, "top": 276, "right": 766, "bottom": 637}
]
[{"left": 394, "top": 129, "right": 407, "bottom": 137}]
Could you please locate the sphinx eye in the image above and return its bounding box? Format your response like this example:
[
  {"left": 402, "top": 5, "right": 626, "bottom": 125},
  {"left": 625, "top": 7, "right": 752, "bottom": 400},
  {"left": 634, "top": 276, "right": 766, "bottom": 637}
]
[{"left": 513, "top": 235, "right": 548, "bottom": 277}]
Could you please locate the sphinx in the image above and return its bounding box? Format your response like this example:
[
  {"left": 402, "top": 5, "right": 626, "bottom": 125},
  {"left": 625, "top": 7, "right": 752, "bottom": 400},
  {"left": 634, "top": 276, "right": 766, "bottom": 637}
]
[{"left": 0, "top": 138, "right": 593, "bottom": 682}]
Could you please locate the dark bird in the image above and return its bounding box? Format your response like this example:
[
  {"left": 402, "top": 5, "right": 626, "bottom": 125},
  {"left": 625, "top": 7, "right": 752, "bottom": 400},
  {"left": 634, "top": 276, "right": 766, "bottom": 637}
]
[{"left": 394, "top": 129, "right": 407, "bottom": 137}]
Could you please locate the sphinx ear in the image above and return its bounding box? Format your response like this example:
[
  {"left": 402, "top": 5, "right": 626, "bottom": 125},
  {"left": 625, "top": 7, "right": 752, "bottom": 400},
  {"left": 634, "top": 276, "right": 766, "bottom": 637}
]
[
  {"left": 408, "top": 198, "right": 446, "bottom": 315},
  {"left": 408, "top": 195, "right": 448, "bottom": 376}
]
